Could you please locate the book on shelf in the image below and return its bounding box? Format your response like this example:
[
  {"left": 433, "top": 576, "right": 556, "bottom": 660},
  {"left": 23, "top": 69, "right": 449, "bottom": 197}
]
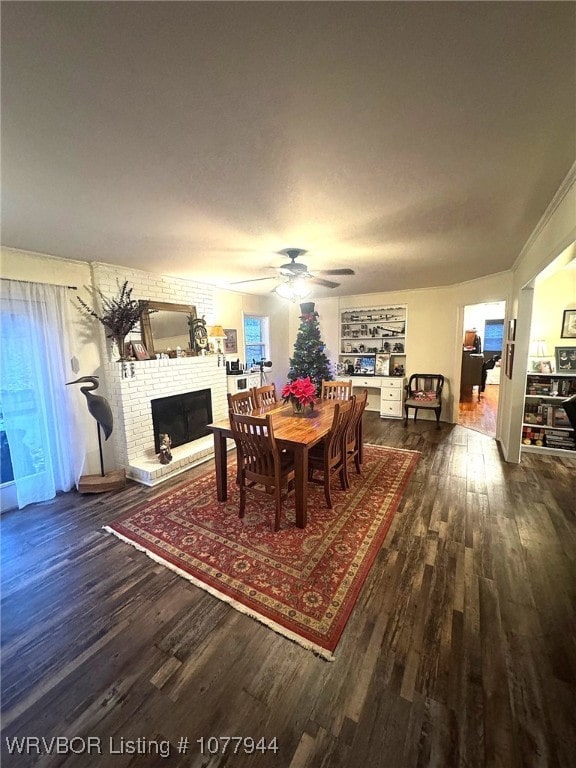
[
  {"left": 545, "top": 437, "right": 575, "bottom": 450},
  {"left": 524, "top": 403, "right": 557, "bottom": 425},
  {"left": 526, "top": 376, "right": 576, "bottom": 397},
  {"left": 559, "top": 379, "right": 576, "bottom": 397}
]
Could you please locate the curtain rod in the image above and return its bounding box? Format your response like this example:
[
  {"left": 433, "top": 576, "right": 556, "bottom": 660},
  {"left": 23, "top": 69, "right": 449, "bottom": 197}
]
[{"left": 0, "top": 277, "right": 78, "bottom": 290}]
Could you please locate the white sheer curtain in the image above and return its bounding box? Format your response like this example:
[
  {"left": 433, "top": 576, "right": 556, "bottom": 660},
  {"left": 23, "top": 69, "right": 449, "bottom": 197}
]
[{"left": 0, "top": 279, "right": 83, "bottom": 508}]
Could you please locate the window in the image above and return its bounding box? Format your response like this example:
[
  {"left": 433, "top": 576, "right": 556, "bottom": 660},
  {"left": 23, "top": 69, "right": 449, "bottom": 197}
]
[
  {"left": 244, "top": 315, "right": 269, "bottom": 366},
  {"left": 484, "top": 319, "right": 504, "bottom": 354},
  {"left": 1, "top": 281, "right": 81, "bottom": 509}
]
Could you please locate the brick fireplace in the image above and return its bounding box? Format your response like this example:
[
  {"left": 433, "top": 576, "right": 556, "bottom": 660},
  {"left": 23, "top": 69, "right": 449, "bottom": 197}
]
[
  {"left": 106, "top": 356, "right": 227, "bottom": 486},
  {"left": 91, "top": 261, "right": 226, "bottom": 486}
]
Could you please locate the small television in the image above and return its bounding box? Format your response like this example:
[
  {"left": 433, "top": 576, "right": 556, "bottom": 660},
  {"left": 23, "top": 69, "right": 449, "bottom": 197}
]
[{"left": 355, "top": 356, "right": 376, "bottom": 375}]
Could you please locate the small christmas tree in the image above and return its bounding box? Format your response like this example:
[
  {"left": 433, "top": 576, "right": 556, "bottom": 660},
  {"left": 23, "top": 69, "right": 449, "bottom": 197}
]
[{"left": 287, "top": 302, "right": 333, "bottom": 394}]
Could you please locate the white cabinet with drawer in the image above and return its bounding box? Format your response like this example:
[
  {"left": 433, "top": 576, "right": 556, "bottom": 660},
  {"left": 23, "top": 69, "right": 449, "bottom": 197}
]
[
  {"left": 351, "top": 376, "right": 377, "bottom": 389},
  {"left": 335, "top": 375, "right": 405, "bottom": 418},
  {"left": 379, "top": 378, "right": 404, "bottom": 418}
]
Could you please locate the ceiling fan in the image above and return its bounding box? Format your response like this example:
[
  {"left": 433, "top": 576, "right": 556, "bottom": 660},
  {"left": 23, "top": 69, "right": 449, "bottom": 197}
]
[{"left": 229, "top": 248, "right": 355, "bottom": 293}]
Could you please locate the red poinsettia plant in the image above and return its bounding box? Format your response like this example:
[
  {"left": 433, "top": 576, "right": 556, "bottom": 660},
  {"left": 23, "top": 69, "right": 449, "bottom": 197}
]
[{"left": 282, "top": 377, "right": 316, "bottom": 413}]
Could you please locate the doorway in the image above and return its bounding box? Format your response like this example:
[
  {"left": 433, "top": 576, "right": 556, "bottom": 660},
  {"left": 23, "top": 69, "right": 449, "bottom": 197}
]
[{"left": 458, "top": 301, "right": 506, "bottom": 437}]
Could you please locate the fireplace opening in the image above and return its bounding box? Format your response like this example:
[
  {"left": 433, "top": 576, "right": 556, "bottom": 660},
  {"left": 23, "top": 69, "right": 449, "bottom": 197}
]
[{"left": 151, "top": 389, "right": 213, "bottom": 453}]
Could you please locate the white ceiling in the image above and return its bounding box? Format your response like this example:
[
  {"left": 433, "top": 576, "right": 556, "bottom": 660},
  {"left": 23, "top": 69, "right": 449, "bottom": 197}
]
[{"left": 1, "top": 2, "right": 575, "bottom": 297}]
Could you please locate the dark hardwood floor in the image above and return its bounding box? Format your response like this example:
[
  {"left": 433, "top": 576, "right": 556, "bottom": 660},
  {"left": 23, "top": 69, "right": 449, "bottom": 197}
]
[{"left": 2, "top": 414, "right": 575, "bottom": 768}]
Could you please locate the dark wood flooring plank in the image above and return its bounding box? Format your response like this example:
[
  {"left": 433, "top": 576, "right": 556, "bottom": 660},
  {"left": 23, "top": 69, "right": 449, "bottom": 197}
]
[{"left": 1, "top": 414, "right": 575, "bottom": 768}]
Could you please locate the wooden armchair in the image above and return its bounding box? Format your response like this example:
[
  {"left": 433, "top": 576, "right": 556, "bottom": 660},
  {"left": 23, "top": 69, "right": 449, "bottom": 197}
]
[
  {"left": 404, "top": 374, "right": 444, "bottom": 427},
  {"left": 229, "top": 412, "right": 295, "bottom": 531},
  {"left": 252, "top": 383, "right": 278, "bottom": 408},
  {"left": 321, "top": 380, "right": 352, "bottom": 401},
  {"left": 308, "top": 398, "right": 354, "bottom": 508}
]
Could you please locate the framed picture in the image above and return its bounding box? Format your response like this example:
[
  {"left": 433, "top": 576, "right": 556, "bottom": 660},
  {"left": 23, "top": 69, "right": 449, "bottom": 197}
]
[
  {"left": 223, "top": 328, "right": 238, "bottom": 354},
  {"left": 505, "top": 342, "right": 515, "bottom": 379},
  {"left": 375, "top": 353, "right": 390, "bottom": 376},
  {"left": 507, "top": 319, "right": 516, "bottom": 341},
  {"left": 355, "top": 356, "right": 375, "bottom": 375},
  {"left": 130, "top": 341, "right": 150, "bottom": 360},
  {"left": 555, "top": 346, "right": 576, "bottom": 372},
  {"left": 529, "top": 358, "right": 555, "bottom": 374},
  {"left": 561, "top": 309, "right": 576, "bottom": 339}
]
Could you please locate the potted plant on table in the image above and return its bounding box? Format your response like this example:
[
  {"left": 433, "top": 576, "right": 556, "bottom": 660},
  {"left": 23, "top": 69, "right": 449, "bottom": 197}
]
[{"left": 282, "top": 376, "right": 316, "bottom": 415}]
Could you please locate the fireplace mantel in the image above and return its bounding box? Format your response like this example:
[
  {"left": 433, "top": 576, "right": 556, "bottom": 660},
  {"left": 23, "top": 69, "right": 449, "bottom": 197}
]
[{"left": 105, "top": 356, "right": 227, "bottom": 485}]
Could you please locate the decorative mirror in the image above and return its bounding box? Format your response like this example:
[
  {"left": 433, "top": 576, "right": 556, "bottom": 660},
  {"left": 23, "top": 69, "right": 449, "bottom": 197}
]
[{"left": 140, "top": 301, "right": 197, "bottom": 358}]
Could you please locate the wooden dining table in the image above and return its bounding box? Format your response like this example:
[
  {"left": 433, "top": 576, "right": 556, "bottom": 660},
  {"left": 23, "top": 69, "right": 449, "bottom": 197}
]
[{"left": 206, "top": 399, "right": 341, "bottom": 528}]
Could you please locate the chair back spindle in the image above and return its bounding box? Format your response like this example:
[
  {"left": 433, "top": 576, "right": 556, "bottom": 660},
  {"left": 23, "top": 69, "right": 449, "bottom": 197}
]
[
  {"left": 321, "top": 380, "right": 352, "bottom": 401},
  {"left": 227, "top": 390, "right": 256, "bottom": 415},
  {"left": 252, "top": 383, "right": 278, "bottom": 408}
]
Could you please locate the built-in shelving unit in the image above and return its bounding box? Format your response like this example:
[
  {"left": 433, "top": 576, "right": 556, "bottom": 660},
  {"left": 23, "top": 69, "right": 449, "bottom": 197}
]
[
  {"left": 336, "top": 305, "right": 407, "bottom": 418},
  {"left": 338, "top": 305, "right": 407, "bottom": 376},
  {"left": 522, "top": 373, "right": 576, "bottom": 455}
]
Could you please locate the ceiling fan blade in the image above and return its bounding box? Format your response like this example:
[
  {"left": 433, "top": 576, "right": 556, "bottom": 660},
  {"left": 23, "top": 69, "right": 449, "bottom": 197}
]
[
  {"left": 308, "top": 276, "right": 340, "bottom": 289},
  {"left": 228, "top": 276, "right": 277, "bottom": 285},
  {"left": 316, "top": 268, "right": 355, "bottom": 276}
]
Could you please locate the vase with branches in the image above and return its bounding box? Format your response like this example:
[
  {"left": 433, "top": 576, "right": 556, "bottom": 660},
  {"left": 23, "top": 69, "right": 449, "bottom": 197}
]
[{"left": 74, "top": 280, "right": 151, "bottom": 361}]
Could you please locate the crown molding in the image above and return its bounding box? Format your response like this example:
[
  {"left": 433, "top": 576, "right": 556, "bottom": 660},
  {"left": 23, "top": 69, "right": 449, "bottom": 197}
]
[{"left": 513, "top": 161, "right": 576, "bottom": 270}]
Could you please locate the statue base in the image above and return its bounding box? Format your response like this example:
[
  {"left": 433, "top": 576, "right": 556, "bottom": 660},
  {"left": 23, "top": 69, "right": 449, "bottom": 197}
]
[{"left": 78, "top": 468, "right": 126, "bottom": 494}]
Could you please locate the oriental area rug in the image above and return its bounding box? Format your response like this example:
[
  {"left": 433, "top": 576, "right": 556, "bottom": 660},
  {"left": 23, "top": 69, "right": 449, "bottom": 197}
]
[{"left": 105, "top": 444, "right": 419, "bottom": 660}]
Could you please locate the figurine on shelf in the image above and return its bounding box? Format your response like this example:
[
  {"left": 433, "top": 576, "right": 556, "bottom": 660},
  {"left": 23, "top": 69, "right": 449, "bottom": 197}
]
[{"left": 158, "top": 433, "right": 173, "bottom": 464}]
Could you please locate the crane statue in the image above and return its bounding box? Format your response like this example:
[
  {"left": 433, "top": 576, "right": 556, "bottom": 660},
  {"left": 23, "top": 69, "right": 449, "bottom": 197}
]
[{"left": 66, "top": 376, "right": 113, "bottom": 478}]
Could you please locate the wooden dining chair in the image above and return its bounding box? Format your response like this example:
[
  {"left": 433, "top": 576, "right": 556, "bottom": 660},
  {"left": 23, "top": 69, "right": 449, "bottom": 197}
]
[
  {"left": 227, "top": 390, "right": 256, "bottom": 414},
  {"left": 321, "top": 380, "right": 352, "bottom": 401},
  {"left": 252, "top": 383, "right": 278, "bottom": 408},
  {"left": 308, "top": 397, "right": 355, "bottom": 508},
  {"left": 343, "top": 389, "right": 368, "bottom": 489},
  {"left": 229, "top": 412, "right": 295, "bottom": 532}
]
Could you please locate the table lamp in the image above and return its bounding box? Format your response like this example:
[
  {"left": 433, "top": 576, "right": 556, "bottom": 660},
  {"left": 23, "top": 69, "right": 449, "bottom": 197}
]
[{"left": 208, "top": 325, "right": 227, "bottom": 359}]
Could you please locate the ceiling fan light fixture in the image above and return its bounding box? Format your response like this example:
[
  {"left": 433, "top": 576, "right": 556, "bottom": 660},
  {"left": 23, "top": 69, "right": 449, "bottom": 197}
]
[{"left": 275, "top": 278, "right": 311, "bottom": 301}]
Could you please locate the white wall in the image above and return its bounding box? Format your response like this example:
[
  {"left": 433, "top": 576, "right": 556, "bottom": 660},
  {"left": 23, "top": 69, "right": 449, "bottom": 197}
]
[
  {"left": 501, "top": 164, "right": 576, "bottom": 462},
  {"left": 3, "top": 162, "right": 574, "bottom": 468},
  {"left": 530, "top": 257, "right": 576, "bottom": 364},
  {"left": 285, "top": 274, "right": 512, "bottom": 425},
  {"left": 213, "top": 288, "right": 291, "bottom": 397}
]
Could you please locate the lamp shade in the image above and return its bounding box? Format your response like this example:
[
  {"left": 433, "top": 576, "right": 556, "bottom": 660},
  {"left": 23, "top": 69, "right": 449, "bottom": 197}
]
[{"left": 208, "top": 325, "right": 226, "bottom": 339}]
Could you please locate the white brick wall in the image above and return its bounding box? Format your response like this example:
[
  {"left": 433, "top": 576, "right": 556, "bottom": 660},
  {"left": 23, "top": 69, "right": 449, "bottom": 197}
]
[
  {"left": 92, "top": 262, "right": 225, "bottom": 485},
  {"left": 91, "top": 261, "right": 215, "bottom": 362},
  {"left": 106, "top": 356, "right": 227, "bottom": 484}
]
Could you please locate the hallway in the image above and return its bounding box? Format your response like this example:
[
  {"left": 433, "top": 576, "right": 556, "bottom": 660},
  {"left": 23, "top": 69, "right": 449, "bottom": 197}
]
[{"left": 458, "top": 383, "right": 499, "bottom": 437}]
